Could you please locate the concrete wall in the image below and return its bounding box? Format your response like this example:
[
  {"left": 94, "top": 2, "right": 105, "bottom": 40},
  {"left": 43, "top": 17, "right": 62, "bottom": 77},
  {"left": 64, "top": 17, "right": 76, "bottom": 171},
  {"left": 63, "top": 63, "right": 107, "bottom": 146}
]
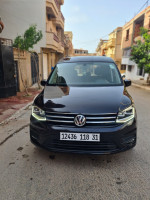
[
  {"left": 115, "top": 30, "right": 122, "bottom": 60},
  {"left": 13, "top": 48, "right": 32, "bottom": 92},
  {"left": 121, "top": 23, "right": 133, "bottom": 49},
  {"left": 121, "top": 6, "right": 150, "bottom": 50},
  {"left": 0, "top": 0, "right": 46, "bottom": 53},
  {"left": 122, "top": 57, "right": 148, "bottom": 80}
]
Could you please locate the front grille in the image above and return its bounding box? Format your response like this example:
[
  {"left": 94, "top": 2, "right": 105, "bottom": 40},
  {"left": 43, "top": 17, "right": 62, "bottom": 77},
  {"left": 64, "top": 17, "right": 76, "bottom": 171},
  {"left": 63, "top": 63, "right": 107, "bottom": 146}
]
[
  {"left": 46, "top": 111, "right": 117, "bottom": 127},
  {"left": 45, "top": 140, "right": 118, "bottom": 152}
]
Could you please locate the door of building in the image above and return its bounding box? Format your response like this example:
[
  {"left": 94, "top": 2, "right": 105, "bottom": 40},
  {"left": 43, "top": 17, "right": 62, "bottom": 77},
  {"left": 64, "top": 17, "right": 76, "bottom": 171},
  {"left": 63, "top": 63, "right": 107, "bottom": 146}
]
[
  {"left": 139, "top": 67, "right": 144, "bottom": 76},
  {"left": 43, "top": 53, "right": 48, "bottom": 79},
  {"left": 0, "top": 38, "right": 16, "bottom": 98},
  {"left": 14, "top": 61, "right": 19, "bottom": 92},
  {"left": 31, "top": 53, "right": 39, "bottom": 85}
]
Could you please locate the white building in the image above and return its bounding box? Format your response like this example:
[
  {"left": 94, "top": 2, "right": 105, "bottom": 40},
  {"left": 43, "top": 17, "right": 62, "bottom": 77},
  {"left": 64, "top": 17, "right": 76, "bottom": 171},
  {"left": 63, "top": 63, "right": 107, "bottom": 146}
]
[
  {"left": 0, "top": 0, "right": 65, "bottom": 79},
  {"left": 121, "top": 6, "right": 150, "bottom": 81}
]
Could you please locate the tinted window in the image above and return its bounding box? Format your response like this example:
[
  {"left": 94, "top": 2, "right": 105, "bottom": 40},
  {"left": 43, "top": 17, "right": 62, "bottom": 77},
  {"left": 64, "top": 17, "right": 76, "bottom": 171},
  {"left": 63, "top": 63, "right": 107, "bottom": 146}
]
[{"left": 48, "top": 62, "right": 122, "bottom": 86}]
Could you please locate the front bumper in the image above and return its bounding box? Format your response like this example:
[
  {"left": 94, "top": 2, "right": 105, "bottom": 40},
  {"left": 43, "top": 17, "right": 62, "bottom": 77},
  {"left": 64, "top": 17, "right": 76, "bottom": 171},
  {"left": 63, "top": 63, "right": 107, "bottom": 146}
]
[{"left": 30, "top": 116, "right": 137, "bottom": 155}]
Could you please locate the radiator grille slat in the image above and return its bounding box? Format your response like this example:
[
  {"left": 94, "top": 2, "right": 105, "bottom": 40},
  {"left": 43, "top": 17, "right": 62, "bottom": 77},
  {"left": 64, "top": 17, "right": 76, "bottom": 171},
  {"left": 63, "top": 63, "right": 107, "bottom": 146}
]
[{"left": 46, "top": 112, "right": 117, "bottom": 126}]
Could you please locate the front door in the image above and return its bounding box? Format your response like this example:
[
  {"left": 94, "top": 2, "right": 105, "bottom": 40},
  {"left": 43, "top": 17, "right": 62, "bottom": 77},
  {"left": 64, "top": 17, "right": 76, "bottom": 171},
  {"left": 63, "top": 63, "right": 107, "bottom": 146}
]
[
  {"left": 14, "top": 61, "right": 19, "bottom": 92},
  {"left": 43, "top": 53, "right": 48, "bottom": 80},
  {"left": 31, "top": 53, "right": 39, "bottom": 85}
]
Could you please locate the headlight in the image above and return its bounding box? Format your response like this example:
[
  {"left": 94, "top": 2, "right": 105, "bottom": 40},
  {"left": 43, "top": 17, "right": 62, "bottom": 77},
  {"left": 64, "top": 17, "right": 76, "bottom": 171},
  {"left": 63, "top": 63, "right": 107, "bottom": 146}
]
[
  {"left": 32, "top": 106, "right": 46, "bottom": 121},
  {"left": 116, "top": 105, "right": 135, "bottom": 123}
]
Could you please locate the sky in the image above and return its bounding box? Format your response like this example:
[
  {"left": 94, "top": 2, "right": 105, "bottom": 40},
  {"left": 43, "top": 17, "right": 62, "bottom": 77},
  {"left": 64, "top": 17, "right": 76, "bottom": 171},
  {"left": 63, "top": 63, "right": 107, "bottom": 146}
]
[{"left": 62, "top": 0, "right": 150, "bottom": 53}]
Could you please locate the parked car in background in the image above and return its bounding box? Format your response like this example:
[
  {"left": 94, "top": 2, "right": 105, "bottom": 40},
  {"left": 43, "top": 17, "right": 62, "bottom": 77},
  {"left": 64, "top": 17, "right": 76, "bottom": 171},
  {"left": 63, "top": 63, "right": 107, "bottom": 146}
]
[{"left": 30, "top": 56, "right": 137, "bottom": 154}]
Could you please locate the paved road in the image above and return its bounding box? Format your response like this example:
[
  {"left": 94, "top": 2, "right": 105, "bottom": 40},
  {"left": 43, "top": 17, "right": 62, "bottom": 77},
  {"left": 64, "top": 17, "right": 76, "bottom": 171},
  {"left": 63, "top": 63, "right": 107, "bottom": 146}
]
[{"left": 0, "top": 86, "right": 150, "bottom": 200}]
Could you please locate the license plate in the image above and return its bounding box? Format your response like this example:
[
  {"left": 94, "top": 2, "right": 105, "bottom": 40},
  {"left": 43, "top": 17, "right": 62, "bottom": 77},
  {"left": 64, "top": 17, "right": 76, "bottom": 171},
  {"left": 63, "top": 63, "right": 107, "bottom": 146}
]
[{"left": 60, "top": 133, "right": 100, "bottom": 142}]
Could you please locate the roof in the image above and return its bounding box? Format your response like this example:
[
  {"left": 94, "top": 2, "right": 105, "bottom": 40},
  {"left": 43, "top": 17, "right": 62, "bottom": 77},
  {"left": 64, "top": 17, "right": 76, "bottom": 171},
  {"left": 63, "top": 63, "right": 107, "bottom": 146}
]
[{"left": 58, "top": 56, "right": 114, "bottom": 63}]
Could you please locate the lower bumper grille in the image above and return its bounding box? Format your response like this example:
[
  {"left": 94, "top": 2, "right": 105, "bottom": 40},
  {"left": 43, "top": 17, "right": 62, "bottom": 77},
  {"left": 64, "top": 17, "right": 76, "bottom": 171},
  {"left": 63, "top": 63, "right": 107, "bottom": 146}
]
[{"left": 45, "top": 140, "right": 118, "bottom": 152}]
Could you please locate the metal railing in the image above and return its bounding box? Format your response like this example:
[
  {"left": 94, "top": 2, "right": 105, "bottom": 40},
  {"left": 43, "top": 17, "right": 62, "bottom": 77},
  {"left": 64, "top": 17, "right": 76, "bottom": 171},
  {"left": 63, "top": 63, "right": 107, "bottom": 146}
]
[
  {"left": 54, "top": 0, "right": 59, "bottom": 10},
  {"left": 53, "top": 33, "right": 59, "bottom": 43},
  {"left": 61, "top": 12, "right": 65, "bottom": 21}
]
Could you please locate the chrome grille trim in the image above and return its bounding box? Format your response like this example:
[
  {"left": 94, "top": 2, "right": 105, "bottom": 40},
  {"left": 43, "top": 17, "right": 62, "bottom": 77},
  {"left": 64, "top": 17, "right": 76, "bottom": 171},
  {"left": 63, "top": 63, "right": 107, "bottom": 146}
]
[
  {"left": 46, "top": 115, "right": 74, "bottom": 119},
  {"left": 46, "top": 111, "right": 117, "bottom": 115},
  {"left": 46, "top": 111, "right": 78, "bottom": 115},
  {"left": 86, "top": 121, "right": 116, "bottom": 124},
  {"left": 46, "top": 112, "right": 117, "bottom": 125},
  {"left": 47, "top": 119, "right": 74, "bottom": 123},
  {"left": 86, "top": 117, "right": 116, "bottom": 120}
]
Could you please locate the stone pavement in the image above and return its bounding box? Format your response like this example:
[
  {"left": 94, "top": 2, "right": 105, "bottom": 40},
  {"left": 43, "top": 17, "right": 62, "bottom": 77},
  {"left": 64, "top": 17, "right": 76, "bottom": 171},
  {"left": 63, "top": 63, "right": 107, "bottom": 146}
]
[{"left": 0, "top": 87, "right": 41, "bottom": 124}]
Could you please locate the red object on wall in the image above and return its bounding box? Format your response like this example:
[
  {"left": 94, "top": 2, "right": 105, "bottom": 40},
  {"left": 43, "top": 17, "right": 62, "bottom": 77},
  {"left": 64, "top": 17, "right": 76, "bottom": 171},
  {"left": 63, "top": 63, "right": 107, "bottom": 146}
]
[{"left": 0, "top": 20, "right": 4, "bottom": 33}]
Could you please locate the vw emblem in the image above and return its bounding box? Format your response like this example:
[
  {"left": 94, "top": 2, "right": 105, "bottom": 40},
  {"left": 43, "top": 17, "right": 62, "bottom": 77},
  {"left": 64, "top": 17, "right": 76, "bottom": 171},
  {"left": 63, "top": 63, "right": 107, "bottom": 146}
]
[{"left": 74, "top": 115, "right": 86, "bottom": 127}]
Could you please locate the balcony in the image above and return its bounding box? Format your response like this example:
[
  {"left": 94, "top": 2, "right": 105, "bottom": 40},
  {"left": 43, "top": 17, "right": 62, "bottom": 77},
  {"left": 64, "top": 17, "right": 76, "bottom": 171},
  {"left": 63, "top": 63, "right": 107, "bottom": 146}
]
[
  {"left": 46, "top": 0, "right": 59, "bottom": 18},
  {"left": 110, "top": 54, "right": 115, "bottom": 60},
  {"left": 46, "top": 32, "right": 64, "bottom": 54},
  {"left": 101, "top": 42, "right": 108, "bottom": 50},
  {"left": 52, "top": 11, "right": 64, "bottom": 29},
  {"left": 107, "top": 38, "right": 116, "bottom": 47},
  {"left": 61, "top": 12, "right": 65, "bottom": 21},
  {"left": 46, "top": 31, "right": 59, "bottom": 50},
  {"left": 58, "top": 0, "right": 64, "bottom": 5},
  {"left": 58, "top": 41, "right": 64, "bottom": 53}
]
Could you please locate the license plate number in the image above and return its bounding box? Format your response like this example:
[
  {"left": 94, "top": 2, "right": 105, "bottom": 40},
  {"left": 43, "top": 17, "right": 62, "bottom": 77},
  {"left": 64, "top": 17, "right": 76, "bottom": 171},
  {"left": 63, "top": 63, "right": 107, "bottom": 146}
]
[{"left": 60, "top": 133, "right": 100, "bottom": 142}]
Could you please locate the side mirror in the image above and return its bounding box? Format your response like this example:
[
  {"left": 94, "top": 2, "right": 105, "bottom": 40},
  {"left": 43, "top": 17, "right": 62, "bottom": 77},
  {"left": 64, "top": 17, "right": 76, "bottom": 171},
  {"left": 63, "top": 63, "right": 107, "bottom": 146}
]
[
  {"left": 124, "top": 79, "right": 131, "bottom": 87},
  {"left": 40, "top": 80, "right": 47, "bottom": 86},
  {"left": 121, "top": 74, "right": 126, "bottom": 79}
]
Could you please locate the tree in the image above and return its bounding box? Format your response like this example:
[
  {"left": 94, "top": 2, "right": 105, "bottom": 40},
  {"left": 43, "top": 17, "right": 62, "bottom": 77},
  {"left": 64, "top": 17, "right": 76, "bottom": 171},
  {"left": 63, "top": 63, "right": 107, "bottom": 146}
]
[
  {"left": 13, "top": 25, "right": 43, "bottom": 94},
  {"left": 130, "top": 27, "right": 150, "bottom": 84}
]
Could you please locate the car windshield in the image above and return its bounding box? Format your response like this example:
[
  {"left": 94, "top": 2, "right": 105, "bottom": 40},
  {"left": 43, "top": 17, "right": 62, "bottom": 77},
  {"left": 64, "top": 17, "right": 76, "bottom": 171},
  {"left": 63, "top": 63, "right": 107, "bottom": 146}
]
[{"left": 48, "top": 62, "right": 123, "bottom": 87}]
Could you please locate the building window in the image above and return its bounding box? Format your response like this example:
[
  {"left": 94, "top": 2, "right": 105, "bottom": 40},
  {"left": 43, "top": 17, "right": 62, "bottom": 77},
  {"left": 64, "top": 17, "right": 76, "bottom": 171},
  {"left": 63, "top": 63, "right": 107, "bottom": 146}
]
[
  {"left": 137, "top": 67, "right": 144, "bottom": 76},
  {"left": 128, "top": 65, "right": 132, "bottom": 72},
  {"left": 121, "top": 65, "right": 126, "bottom": 70},
  {"left": 126, "top": 29, "right": 130, "bottom": 41},
  {"left": 123, "top": 48, "right": 131, "bottom": 57}
]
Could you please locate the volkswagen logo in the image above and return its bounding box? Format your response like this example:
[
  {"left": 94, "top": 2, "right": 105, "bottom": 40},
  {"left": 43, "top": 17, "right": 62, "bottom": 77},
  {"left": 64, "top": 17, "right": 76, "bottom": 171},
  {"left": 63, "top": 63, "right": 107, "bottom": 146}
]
[{"left": 74, "top": 115, "right": 86, "bottom": 127}]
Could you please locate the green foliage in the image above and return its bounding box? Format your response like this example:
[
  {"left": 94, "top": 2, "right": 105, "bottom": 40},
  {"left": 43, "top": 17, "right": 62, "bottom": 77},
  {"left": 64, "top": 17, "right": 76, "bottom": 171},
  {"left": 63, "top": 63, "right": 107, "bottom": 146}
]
[
  {"left": 13, "top": 25, "right": 43, "bottom": 51},
  {"left": 140, "top": 27, "right": 148, "bottom": 36},
  {"left": 130, "top": 28, "right": 150, "bottom": 74}
]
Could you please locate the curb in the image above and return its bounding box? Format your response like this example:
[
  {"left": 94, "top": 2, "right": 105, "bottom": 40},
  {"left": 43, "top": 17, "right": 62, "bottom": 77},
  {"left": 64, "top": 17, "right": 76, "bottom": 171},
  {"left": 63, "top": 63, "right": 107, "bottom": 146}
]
[
  {"left": 132, "top": 83, "right": 150, "bottom": 91},
  {"left": 0, "top": 92, "right": 40, "bottom": 126},
  {"left": 0, "top": 101, "right": 33, "bottom": 126}
]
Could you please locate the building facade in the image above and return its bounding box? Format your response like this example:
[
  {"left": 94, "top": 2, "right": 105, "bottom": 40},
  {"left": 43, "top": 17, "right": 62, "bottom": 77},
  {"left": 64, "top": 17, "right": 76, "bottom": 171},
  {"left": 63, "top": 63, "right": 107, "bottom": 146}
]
[
  {"left": 0, "top": 0, "right": 65, "bottom": 81},
  {"left": 73, "top": 49, "right": 97, "bottom": 57},
  {"left": 96, "top": 39, "right": 108, "bottom": 56},
  {"left": 64, "top": 31, "right": 74, "bottom": 57},
  {"left": 121, "top": 6, "right": 150, "bottom": 80},
  {"left": 74, "top": 49, "right": 89, "bottom": 56},
  {"left": 96, "top": 27, "right": 124, "bottom": 73}
]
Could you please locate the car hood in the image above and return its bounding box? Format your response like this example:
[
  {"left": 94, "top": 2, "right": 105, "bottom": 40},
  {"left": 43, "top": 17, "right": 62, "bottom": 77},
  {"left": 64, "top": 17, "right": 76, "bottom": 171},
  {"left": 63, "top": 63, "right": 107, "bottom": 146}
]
[{"left": 35, "top": 86, "right": 133, "bottom": 114}]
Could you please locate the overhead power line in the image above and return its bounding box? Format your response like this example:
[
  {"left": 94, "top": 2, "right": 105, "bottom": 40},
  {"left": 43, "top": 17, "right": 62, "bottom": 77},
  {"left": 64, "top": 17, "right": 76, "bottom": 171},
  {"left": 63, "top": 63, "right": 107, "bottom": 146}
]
[
  {"left": 1, "top": 0, "right": 150, "bottom": 49},
  {"left": 134, "top": 0, "right": 149, "bottom": 17}
]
